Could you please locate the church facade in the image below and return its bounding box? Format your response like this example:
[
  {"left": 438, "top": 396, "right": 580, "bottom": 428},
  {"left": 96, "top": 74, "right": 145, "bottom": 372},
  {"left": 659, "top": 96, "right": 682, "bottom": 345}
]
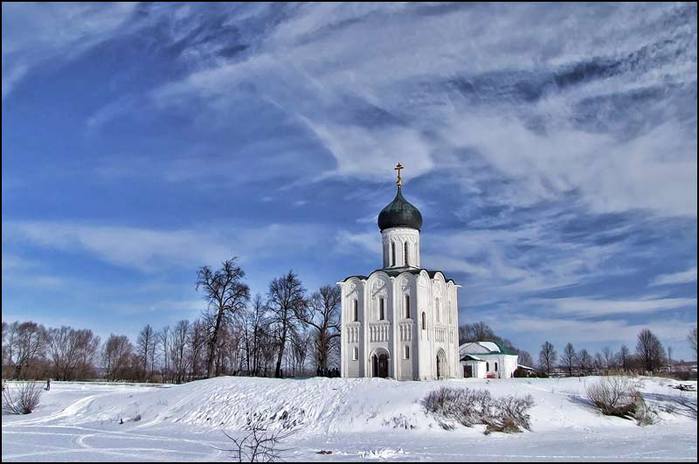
[{"left": 338, "top": 164, "right": 461, "bottom": 380}]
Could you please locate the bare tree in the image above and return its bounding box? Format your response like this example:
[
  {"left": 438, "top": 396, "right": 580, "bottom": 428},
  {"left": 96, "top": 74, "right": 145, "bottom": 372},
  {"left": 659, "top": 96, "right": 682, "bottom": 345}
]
[
  {"left": 188, "top": 319, "right": 208, "bottom": 379},
  {"left": 602, "top": 346, "right": 614, "bottom": 372},
  {"left": 517, "top": 350, "right": 534, "bottom": 369},
  {"left": 47, "top": 327, "right": 99, "bottom": 380},
  {"left": 170, "top": 320, "right": 190, "bottom": 384},
  {"left": 458, "top": 322, "right": 519, "bottom": 354},
  {"left": 2, "top": 321, "right": 15, "bottom": 379},
  {"left": 10, "top": 322, "right": 47, "bottom": 379},
  {"left": 103, "top": 334, "right": 134, "bottom": 381},
  {"left": 137, "top": 324, "right": 156, "bottom": 380},
  {"left": 158, "top": 326, "right": 171, "bottom": 381},
  {"left": 538, "top": 341, "right": 556, "bottom": 375},
  {"left": 459, "top": 322, "right": 496, "bottom": 343},
  {"left": 210, "top": 322, "right": 242, "bottom": 376},
  {"left": 240, "top": 295, "right": 270, "bottom": 376},
  {"left": 562, "top": 343, "right": 577, "bottom": 377},
  {"left": 295, "top": 285, "right": 341, "bottom": 373},
  {"left": 617, "top": 345, "right": 630, "bottom": 371},
  {"left": 636, "top": 329, "right": 666, "bottom": 373},
  {"left": 579, "top": 349, "right": 593, "bottom": 375},
  {"left": 594, "top": 352, "right": 605, "bottom": 372},
  {"left": 689, "top": 327, "right": 697, "bottom": 360},
  {"left": 196, "top": 258, "right": 250, "bottom": 378},
  {"left": 289, "top": 328, "right": 312, "bottom": 376},
  {"left": 267, "top": 271, "right": 306, "bottom": 378}
]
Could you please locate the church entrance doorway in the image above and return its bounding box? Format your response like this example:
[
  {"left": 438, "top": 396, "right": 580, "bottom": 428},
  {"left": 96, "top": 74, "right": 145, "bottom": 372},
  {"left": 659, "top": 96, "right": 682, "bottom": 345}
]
[
  {"left": 436, "top": 349, "right": 447, "bottom": 379},
  {"left": 371, "top": 350, "right": 389, "bottom": 378}
]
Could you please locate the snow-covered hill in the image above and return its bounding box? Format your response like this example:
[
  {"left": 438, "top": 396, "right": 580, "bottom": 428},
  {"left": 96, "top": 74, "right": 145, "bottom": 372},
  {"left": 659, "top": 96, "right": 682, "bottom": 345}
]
[{"left": 2, "top": 376, "right": 697, "bottom": 461}]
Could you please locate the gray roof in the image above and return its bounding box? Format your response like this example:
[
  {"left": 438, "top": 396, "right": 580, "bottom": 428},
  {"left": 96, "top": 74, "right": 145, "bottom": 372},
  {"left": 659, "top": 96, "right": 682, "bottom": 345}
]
[
  {"left": 459, "top": 341, "right": 518, "bottom": 357},
  {"left": 341, "top": 268, "right": 456, "bottom": 284},
  {"left": 378, "top": 186, "right": 422, "bottom": 231}
]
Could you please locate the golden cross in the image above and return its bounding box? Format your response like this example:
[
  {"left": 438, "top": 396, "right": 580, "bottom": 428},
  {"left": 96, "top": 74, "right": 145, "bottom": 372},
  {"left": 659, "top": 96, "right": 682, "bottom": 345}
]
[{"left": 394, "top": 162, "right": 404, "bottom": 187}]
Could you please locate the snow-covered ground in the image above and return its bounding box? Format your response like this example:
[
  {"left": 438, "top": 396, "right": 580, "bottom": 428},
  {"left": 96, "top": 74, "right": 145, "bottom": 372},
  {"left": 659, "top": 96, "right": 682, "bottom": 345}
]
[{"left": 2, "top": 376, "right": 696, "bottom": 461}]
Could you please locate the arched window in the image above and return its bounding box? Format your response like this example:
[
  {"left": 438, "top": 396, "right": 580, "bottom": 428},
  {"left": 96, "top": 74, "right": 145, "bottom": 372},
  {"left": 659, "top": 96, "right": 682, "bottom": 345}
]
[
  {"left": 352, "top": 299, "right": 358, "bottom": 322},
  {"left": 404, "top": 294, "right": 410, "bottom": 319},
  {"left": 421, "top": 312, "right": 426, "bottom": 330},
  {"left": 353, "top": 346, "right": 358, "bottom": 360},
  {"left": 404, "top": 345, "right": 410, "bottom": 359},
  {"left": 404, "top": 241, "right": 409, "bottom": 266},
  {"left": 494, "top": 362, "right": 498, "bottom": 372},
  {"left": 486, "top": 362, "right": 490, "bottom": 371},
  {"left": 391, "top": 242, "right": 396, "bottom": 266},
  {"left": 379, "top": 298, "right": 385, "bottom": 320}
]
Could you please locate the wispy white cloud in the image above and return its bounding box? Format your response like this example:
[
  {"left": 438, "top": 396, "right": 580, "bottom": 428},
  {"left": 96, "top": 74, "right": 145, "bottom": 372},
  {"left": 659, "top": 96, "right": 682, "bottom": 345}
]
[
  {"left": 303, "top": 122, "right": 434, "bottom": 181},
  {"left": 540, "top": 295, "right": 696, "bottom": 318},
  {"left": 5, "top": 221, "right": 328, "bottom": 273},
  {"left": 651, "top": 267, "right": 698, "bottom": 286},
  {"left": 149, "top": 3, "right": 696, "bottom": 217},
  {"left": 106, "top": 298, "right": 205, "bottom": 316},
  {"left": 335, "top": 230, "right": 381, "bottom": 257},
  {"left": 2, "top": 253, "right": 32, "bottom": 273},
  {"left": 2, "top": 3, "right": 137, "bottom": 98},
  {"left": 440, "top": 115, "right": 697, "bottom": 216},
  {"left": 499, "top": 314, "right": 696, "bottom": 346}
]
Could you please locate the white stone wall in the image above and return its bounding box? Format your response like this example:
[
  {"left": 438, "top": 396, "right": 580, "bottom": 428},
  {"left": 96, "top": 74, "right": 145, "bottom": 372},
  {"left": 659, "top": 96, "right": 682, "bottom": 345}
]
[
  {"left": 339, "top": 268, "right": 460, "bottom": 380},
  {"left": 381, "top": 228, "right": 420, "bottom": 268},
  {"left": 462, "top": 360, "right": 487, "bottom": 378},
  {"left": 476, "top": 355, "right": 519, "bottom": 378}
]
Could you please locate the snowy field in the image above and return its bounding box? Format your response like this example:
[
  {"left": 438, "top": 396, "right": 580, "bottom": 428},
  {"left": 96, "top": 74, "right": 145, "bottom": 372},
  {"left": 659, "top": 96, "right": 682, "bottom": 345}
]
[{"left": 2, "top": 376, "right": 696, "bottom": 462}]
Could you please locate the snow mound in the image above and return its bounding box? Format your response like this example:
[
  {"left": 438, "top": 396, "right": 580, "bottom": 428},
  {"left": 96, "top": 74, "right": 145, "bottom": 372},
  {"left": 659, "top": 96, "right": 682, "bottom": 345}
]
[{"left": 33, "top": 376, "right": 697, "bottom": 437}]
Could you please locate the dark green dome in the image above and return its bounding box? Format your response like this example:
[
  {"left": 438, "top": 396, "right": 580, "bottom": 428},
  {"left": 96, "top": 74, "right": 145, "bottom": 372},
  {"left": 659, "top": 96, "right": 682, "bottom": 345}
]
[{"left": 378, "top": 187, "right": 423, "bottom": 231}]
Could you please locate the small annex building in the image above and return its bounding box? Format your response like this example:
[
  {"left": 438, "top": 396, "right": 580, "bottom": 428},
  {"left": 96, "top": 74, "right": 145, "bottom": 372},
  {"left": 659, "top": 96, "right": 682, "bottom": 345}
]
[{"left": 459, "top": 341, "right": 518, "bottom": 379}]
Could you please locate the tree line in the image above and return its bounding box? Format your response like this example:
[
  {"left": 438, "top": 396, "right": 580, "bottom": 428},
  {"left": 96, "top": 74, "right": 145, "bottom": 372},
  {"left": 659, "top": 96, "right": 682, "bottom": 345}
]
[
  {"left": 459, "top": 321, "right": 697, "bottom": 378},
  {"left": 537, "top": 327, "right": 697, "bottom": 377},
  {"left": 3, "top": 259, "right": 696, "bottom": 383},
  {"left": 2, "top": 258, "right": 341, "bottom": 383}
]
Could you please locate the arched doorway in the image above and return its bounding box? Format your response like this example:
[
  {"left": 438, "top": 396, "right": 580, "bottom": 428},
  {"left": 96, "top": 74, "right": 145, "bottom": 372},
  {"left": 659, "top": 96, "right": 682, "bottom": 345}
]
[
  {"left": 371, "top": 349, "right": 390, "bottom": 378},
  {"left": 436, "top": 349, "right": 447, "bottom": 379}
]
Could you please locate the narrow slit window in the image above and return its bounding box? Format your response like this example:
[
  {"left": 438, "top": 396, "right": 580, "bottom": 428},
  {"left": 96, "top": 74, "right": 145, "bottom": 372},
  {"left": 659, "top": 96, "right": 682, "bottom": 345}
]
[
  {"left": 353, "top": 299, "right": 358, "bottom": 321},
  {"left": 404, "top": 345, "right": 410, "bottom": 359},
  {"left": 404, "top": 241, "right": 409, "bottom": 266},
  {"left": 494, "top": 362, "right": 498, "bottom": 372},
  {"left": 353, "top": 346, "right": 358, "bottom": 360},
  {"left": 405, "top": 294, "right": 410, "bottom": 319},
  {"left": 486, "top": 362, "right": 490, "bottom": 371},
  {"left": 391, "top": 242, "right": 396, "bottom": 266},
  {"left": 421, "top": 312, "right": 426, "bottom": 330},
  {"left": 379, "top": 298, "right": 385, "bottom": 320}
]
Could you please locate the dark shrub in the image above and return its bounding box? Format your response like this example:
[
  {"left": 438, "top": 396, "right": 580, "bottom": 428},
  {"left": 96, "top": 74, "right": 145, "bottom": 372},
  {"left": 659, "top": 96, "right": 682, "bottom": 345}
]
[
  {"left": 2, "top": 381, "right": 43, "bottom": 414},
  {"left": 422, "top": 386, "right": 534, "bottom": 434},
  {"left": 586, "top": 377, "right": 656, "bottom": 425}
]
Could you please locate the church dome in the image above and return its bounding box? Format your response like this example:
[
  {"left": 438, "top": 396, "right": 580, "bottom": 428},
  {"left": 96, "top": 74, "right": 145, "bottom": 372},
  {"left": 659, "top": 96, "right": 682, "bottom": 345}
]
[{"left": 378, "top": 186, "right": 423, "bottom": 231}]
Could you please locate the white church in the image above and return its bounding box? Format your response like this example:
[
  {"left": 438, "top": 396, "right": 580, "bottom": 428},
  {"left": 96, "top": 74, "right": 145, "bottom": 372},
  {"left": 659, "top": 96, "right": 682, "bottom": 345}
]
[{"left": 338, "top": 164, "right": 461, "bottom": 380}]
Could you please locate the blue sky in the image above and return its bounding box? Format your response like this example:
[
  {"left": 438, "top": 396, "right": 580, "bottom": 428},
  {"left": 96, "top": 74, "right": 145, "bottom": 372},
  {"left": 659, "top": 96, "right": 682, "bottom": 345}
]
[{"left": 3, "top": 3, "right": 697, "bottom": 360}]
